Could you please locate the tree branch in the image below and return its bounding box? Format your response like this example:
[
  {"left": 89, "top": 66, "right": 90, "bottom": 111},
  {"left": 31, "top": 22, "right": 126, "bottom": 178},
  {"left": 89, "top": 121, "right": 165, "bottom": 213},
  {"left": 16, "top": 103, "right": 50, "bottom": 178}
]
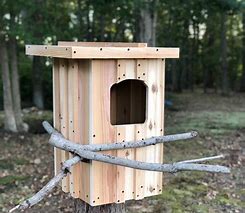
[
  {"left": 9, "top": 156, "right": 81, "bottom": 213},
  {"left": 177, "top": 155, "right": 225, "bottom": 164},
  {"left": 49, "top": 133, "right": 230, "bottom": 174},
  {"left": 43, "top": 121, "right": 198, "bottom": 152}
]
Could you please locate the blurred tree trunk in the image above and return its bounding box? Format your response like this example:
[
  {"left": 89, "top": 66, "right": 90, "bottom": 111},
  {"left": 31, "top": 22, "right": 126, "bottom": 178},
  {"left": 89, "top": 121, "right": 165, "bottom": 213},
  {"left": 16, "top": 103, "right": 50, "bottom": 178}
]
[
  {"left": 74, "top": 199, "right": 125, "bottom": 212},
  {"left": 240, "top": 12, "right": 245, "bottom": 92},
  {"left": 0, "top": 39, "right": 17, "bottom": 132},
  {"left": 9, "top": 38, "right": 27, "bottom": 131},
  {"left": 139, "top": 0, "right": 158, "bottom": 46},
  {"left": 172, "top": 59, "right": 181, "bottom": 92},
  {"left": 77, "top": 0, "right": 83, "bottom": 39},
  {"left": 32, "top": 56, "right": 44, "bottom": 109},
  {"left": 220, "top": 12, "right": 229, "bottom": 95}
]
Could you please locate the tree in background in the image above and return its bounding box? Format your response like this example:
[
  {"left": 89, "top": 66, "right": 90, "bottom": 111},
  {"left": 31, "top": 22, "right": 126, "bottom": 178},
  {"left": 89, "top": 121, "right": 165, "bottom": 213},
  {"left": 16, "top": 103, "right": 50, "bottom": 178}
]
[
  {"left": 135, "top": 0, "right": 158, "bottom": 46},
  {"left": 240, "top": 10, "right": 245, "bottom": 91},
  {"left": 0, "top": 0, "right": 27, "bottom": 132},
  {"left": 1, "top": 0, "right": 245, "bottom": 131}
]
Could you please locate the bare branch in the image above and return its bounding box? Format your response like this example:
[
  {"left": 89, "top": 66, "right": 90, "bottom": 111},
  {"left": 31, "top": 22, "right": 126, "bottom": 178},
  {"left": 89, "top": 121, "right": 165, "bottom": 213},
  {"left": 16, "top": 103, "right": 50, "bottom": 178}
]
[
  {"left": 9, "top": 156, "right": 81, "bottom": 212},
  {"left": 49, "top": 134, "right": 230, "bottom": 174},
  {"left": 42, "top": 121, "right": 59, "bottom": 135},
  {"left": 42, "top": 121, "right": 198, "bottom": 152},
  {"left": 177, "top": 155, "right": 225, "bottom": 164}
]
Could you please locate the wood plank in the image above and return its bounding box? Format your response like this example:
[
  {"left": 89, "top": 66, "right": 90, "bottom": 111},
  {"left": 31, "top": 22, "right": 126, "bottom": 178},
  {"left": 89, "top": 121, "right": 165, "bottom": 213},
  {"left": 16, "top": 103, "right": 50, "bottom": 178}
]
[
  {"left": 116, "top": 60, "right": 137, "bottom": 202},
  {"left": 67, "top": 60, "right": 75, "bottom": 196},
  {"left": 58, "top": 41, "right": 147, "bottom": 47},
  {"left": 72, "top": 60, "right": 81, "bottom": 198},
  {"left": 144, "top": 59, "right": 164, "bottom": 197},
  {"left": 59, "top": 59, "right": 70, "bottom": 193},
  {"left": 158, "top": 59, "right": 165, "bottom": 195},
  {"left": 26, "top": 45, "right": 179, "bottom": 59},
  {"left": 26, "top": 45, "right": 72, "bottom": 58},
  {"left": 90, "top": 60, "right": 117, "bottom": 206},
  {"left": 78, "top": 60, "right": 91, "bottom": 203},
  {"left": 134, "top": 59, "right": 148, "bottom": 200},
  {"left": 53, "top": 59, "right": 61, "bottom": 178},
  {"left": 67, "top": 60, "right": 80, "bottom": 198}
]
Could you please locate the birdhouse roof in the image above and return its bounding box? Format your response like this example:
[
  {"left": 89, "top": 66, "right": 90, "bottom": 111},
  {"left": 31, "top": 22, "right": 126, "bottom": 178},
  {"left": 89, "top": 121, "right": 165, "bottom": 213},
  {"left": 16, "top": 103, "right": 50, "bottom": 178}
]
[{"left": 25, "top": 42, "right": 179, "bottom": 59}]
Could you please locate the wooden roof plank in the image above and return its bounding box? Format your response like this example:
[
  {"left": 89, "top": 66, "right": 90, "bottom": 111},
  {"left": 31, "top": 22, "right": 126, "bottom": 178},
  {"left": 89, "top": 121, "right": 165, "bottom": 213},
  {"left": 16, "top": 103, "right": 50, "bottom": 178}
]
[
  {"left": 58, "top": 41, "right": 148, "bottom": 47},
  {"left": 26, "top": 45, "right": 179, "bottom": 59}
]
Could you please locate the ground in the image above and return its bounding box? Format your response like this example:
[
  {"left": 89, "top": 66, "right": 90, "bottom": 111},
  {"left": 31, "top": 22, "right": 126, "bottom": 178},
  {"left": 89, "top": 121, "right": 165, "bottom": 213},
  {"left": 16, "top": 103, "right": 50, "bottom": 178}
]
[{"left": 0, "top": 91, "right": 244, "bottom": 213}]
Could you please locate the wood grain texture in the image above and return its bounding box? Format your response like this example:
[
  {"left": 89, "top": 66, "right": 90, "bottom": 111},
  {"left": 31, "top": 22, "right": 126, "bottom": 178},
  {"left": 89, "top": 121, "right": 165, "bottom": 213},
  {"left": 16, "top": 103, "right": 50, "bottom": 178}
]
[
  {"left": 77, "top": 60, "right": 91, "bottom": 203},
  {"left": 53, "top": 59, "right": 61, "bottom": 177},
  {"left": 52, "top": 57, "right": 165, "bottom": 206},
  {"left": 68, "top": 60, "right": 81, "bottom": 198},
  {"left": 26, "top": 45, "right": 179, "bottom": 59},
  {"left": 58, "top": 59, "right": 70, "bottom": 193},
  {"left": 58, "top": 41, "right": 147, "bottom": 47},
  {"left": 90, "top": 60, "right": 118, "bottom": 205},
  {"left": 90, "top": 60, "right": 117, "bottom": 206},
  {"left": 143, "top": 59, "right": 164, "bottom": 197},
  {"left": 116, "top": 60, "right": 137, "bottom": 202},
  {"left": 134, "top": 59, "right": 147, "bottom": 200}
]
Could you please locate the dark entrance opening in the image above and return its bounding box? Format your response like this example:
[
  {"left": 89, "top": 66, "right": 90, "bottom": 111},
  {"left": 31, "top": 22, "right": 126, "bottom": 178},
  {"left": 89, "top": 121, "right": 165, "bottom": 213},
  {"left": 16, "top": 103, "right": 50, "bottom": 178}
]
[{"left": 110, "top": 79, "right": 147, "bottom": 125}]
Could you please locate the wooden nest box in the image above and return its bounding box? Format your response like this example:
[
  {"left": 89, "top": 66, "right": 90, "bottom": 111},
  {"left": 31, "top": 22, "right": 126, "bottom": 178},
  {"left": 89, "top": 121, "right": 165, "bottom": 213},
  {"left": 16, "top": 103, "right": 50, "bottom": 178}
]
[{"left": 26, "top": 42, "right": 179, "bottom": 206}]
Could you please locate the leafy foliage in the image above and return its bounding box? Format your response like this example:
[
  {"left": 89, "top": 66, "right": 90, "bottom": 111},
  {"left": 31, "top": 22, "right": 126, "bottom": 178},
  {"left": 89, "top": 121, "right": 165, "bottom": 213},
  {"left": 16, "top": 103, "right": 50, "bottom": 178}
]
[{"left": 0, "top": 0, "right": 244, "bottom": 108}]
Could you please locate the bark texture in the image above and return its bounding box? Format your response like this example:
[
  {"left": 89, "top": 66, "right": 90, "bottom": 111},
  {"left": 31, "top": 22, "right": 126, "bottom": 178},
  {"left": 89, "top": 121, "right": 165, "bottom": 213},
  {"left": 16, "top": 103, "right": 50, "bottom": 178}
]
[
  {"left": 0, "top": 39, "right": 17, "bottom": 132},
  {"left": 221, "top": 12, "right": 229, "bottom": 95},
  {"left": 139, "top": 0, "right": 158, "bottom": 46},
  {"left": 240, "top": 12, "right": 245, "bottom": 92},
  {"left": 32, "top": 56, "right": 44, "bottom": 109},
  {"left": 74, "top": 199, "right": 126, "bottom": 213},
  {"left": 9, "top": 38, "right": 27, "bottom": 131}
]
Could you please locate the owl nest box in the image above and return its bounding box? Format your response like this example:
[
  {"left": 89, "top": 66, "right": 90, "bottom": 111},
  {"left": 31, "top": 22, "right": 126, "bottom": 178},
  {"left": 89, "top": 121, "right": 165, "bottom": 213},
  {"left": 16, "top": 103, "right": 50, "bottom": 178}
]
[{"left": 26, "top": 41, "right": 179, "bottom": 206}]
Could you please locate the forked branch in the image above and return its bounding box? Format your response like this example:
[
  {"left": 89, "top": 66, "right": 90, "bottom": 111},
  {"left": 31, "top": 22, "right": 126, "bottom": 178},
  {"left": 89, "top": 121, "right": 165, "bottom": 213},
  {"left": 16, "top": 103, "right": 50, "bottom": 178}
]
[
  {"left": 9, "top": 156, "right": 81, "bottom": 212},
  {"left": 9, "top": 121, "right": 230, "bottom": 212}
]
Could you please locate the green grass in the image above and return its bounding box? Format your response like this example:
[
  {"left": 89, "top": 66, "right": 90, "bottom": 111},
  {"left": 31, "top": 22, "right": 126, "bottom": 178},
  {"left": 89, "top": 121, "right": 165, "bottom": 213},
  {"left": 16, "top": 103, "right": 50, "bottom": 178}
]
[
  {"left": 165, "top": 111, "right": 245, "bottom": 137},
  {"left": 0, "top": 175, "right": 29, "bottom": 186},
  {"left": 0, "top": 158, "right": 29, "bottom": 170}
]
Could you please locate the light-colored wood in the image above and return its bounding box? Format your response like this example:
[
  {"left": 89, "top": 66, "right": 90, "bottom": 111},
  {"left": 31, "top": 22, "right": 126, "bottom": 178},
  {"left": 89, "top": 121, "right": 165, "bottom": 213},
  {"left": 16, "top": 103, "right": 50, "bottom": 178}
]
[
  {"left": 59, "top": 59, "right": 70, "bottom": 193},
  {"left": 53, "top": 59, "right": 61, "bottom": 177},
  {"left": 77, "top": 60, "right": 91, "bottom": 203},
  {"left": 58, "top": 41, "right": 147, "bottom": 47},
  {"left": 67, "top": 60, "right": 80, "bottom": 198},
  {"left": 72, "top": 60, "right": 81, "bottom": 199},
  {"left": 90, "top": 60, "right": 118, "bottom": 206},
  {"left": 26, "top": 45, "right": 72, "bottom": 58},
  {"left": 67, "top": 60, "right": 75, "bottom": 196},
  {"left": 47, "top": 42, "right": 169, "bottom": 206},
  {"left": 116, "top": 60, "right": 137, "bottom": 203},
  {"left": 26, "top": 45, "right": 179, "bottom": 59},
  {"left": 144, "top": 59, "right": 164, "bottom": 197},
  {"left": 134, "top": 59, "right": 148, "bottom": 200}
]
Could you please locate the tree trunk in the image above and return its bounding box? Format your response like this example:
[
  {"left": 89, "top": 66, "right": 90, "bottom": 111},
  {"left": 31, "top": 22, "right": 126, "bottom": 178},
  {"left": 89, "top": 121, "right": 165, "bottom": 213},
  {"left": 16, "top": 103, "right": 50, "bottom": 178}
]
[
  {"left": 9, "top": 38, "right": 27, "bottom": 131},
  {"left": 240, "top": 12, "right": 245, "bottom": 92},
  {"left": 32, "top": 56, "right": 44, "bottom": 109},
  {"left": 139, "top": 0, "right": 158, "bottom": 46},
  {"left": 221, "top": 12, "right": 229, "bottom": 95},
  {"left": 0, "top": 39, "right": 17, "bottom": 132},
  {"left": 74, "top": 199, "right": 126, "bottom": 213},
  {"left": 77, "top": 0, "right": 83, "bottom": 39}
]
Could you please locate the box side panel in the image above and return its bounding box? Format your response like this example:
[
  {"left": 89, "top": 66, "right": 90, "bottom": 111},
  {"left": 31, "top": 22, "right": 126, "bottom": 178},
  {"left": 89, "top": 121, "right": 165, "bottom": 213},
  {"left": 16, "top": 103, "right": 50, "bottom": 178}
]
[
  {"left": 59, "top": 59, "right": 70, "bottom": 193},
  {"left": 53, "top": 59, "right": 61, "bottom": 178},
  {"left": 90, "top": 60, "right": 118, "bottom": 206},
  {"left": 77, "top": 60, "right": 91, "bottom": 203},
  {"left": 143, "top": 59, "right": 164, "bottom": 197},
  {"left": 67, "top": 60, "right": 80, "bottom": 198}
]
